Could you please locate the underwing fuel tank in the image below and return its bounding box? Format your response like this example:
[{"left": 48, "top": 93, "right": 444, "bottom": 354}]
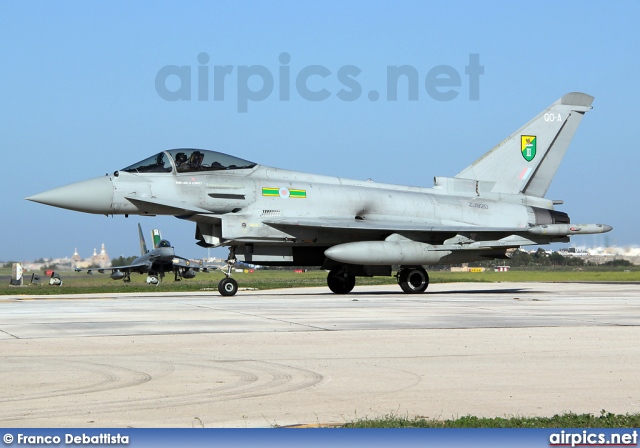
[
  {"left": 324, "top": 241, "right": 500, "bottom": 266},
  {"left": 110, "top": 270, "right": 125, "bottom": 280},
  {"left": 182, "top": 268, "right": 196, "bottom": 279}
]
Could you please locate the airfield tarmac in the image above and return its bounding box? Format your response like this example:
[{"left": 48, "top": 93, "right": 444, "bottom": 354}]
[{"left": 0, "top": 282, "right": 639, "bottom": 427}]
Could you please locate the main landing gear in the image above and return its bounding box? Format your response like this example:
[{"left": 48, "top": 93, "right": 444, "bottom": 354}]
[
  {"left": 396, "top": 266, "right": 429, "bottom": 294},
  {"left": 217, "top": 249, "right": 239, "bottom": 296},
  {"left": 325, "top": 265, "right": 430, "bottom": 295},
  {"left": 327, "top": 266, "right": 356, "bottom": 294}
]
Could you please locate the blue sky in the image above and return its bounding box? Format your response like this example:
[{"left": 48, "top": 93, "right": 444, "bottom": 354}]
[{"left": 1, "top": 1, "right": 639, "bottom": 262}]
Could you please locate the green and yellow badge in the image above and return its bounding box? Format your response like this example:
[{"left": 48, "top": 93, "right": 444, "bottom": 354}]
[
  {"left": 521, "top": 135, "right": 536, "bottom": 162},
  {"left": 262, "top": 187, "right": 307, "bottom": 198}
]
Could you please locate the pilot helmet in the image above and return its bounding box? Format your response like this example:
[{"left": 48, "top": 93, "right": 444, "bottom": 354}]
[{"left": 175, "top": 152, "right": 187, "bottom": 164}]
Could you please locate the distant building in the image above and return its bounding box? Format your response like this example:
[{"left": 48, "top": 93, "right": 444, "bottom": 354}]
[
  {"left": 92, "top": 243, "right": 111, "bottom": 268},
  {"left": 71, "top": 248, "right": 82, "bottom": 264},
  {"left": 72, "top": 243, "right": 111, "bottom": 269},
  {"left": 558, "top": 247, "right": 589, "bottom": 257}
]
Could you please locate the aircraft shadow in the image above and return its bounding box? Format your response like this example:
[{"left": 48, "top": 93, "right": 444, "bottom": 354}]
[
  {"left": 243, "top": 287, "right": 538, "bottom": 297},
  {"left": 426, "top": 288, "right": 537, "bottom": 295}
]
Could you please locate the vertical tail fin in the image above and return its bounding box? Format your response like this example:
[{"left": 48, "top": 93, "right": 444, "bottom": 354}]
[
  {"left": 455, "top": 92, "right": 594, "bottom": 197},
  {"left": 138, "top": 223, "right": 148, "bottom": 255},
  {"left": 151, "top": 229, "right": 162, "bottom": 249}
]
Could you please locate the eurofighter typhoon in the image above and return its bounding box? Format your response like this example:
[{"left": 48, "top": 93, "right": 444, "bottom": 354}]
[
  {"left": 75, "top": 223, "right": 215, "bottom": 285},
  {"left": 27, "top": 93, "right": 611, "bottom": 296}
]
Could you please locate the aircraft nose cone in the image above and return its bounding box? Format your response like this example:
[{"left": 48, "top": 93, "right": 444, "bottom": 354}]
[{"left": 26, "top": 176, "right": 114, "bottom": 214}]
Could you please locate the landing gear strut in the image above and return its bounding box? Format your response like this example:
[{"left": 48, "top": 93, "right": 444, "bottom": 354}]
[
  {"left": 217, "top": 247, "right": 239, "bottom": 296},
  {"left": 327, "top": 266, "right": 356, "bottom": 294},
  {"left": 397, "top": 266, "right": 429, "bottom": 293}
]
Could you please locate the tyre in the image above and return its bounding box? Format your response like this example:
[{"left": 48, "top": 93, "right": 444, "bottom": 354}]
[
  {"left": 327, "top": 267, "right": 356, "bottom": 294},
  {"left": 146, "top": 275, "right": 160, "bottom": 286},
  {"left": 218, "top": 277, "right": 238, "bottom": 296},
  {"left": 397, "top": 267, "right": 429, "bottom": 293}
]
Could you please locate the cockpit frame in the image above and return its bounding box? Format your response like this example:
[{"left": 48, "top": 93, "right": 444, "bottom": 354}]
[{"left": 122, "top": 149, "right": 257, "bottom": 175}]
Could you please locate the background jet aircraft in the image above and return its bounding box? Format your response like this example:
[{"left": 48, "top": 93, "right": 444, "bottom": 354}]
[
  {"left": 76, "top": 224, "right": 212, "bottom": 285},
  {"left": 27, "top": 92, "right": 612, "bottom": 296}
]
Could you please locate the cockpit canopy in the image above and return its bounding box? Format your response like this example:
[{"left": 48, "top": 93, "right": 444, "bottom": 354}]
[
  {"left": 122, "top": 149, "right": 256, "bottom": 174},
  {"left": 157, "top": 239, "right": 171, "bottom": 248}
]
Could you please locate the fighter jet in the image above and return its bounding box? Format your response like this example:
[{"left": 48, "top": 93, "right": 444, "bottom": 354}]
[
  {"left": 75, "top": 223, "right": 212, "bottom": 285},
  {"left": 27, "top": 92, "right": 612, "bottom": 296}
]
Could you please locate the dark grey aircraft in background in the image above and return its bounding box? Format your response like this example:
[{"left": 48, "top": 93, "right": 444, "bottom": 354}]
[
  {"left": 28, "top": 92, "right": 611, "bottom": 296},
  {"left": 76, "top": 223, "right": 212, "bottom": 285}
]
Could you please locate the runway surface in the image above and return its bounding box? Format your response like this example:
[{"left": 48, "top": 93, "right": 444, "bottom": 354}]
[{"left": 1, "top": 282, "right": 639, "bottom": 427}]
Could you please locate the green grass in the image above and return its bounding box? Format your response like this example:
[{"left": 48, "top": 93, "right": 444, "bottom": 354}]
[
  {"left": 343, "top": 411, "right": 640, "bottom": 428},
  {"left": 0, "top": 267, "right": 638, "bottom": 295},
  {"left": 435, "top": 269, "right": 640, "bottom": 283},
  {"left": 0, "top": 269, "right": 397, "bottom": 295}
]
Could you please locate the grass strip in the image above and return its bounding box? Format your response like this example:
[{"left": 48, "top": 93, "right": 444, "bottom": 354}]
[{"left": 343, "top": 411, "right": 640, "bottom": 428}]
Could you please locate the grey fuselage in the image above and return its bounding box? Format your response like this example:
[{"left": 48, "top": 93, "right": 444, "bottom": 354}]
[
  {"left": 122, "top": 166, "right": 547, "bottom": 231},
  {"left": 126, "top": 245, "right": 176, "bottom": 274},
  {"left": 40, "top": 160, "right": 572, "bottom": 266}
]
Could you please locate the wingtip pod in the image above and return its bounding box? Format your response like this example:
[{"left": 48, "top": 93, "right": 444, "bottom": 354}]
[{"left": 528, "top": 224, "right": 612, "bottom": 236}]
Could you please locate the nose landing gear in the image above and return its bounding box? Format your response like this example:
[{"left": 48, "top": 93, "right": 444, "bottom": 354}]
[{"left": 217, "top": 248, "right": 239, "bottom": 296}]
